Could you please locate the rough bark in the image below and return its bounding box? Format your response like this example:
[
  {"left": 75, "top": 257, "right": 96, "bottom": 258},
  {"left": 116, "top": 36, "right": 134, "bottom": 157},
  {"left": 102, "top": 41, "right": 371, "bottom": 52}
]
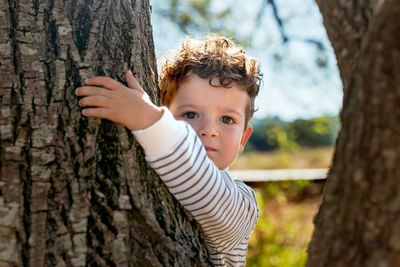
[
  {"left": 0, "top": 0, "right": 211, "bottom": 266},
  {"left": 307, "top": 0, "right": 400, "bottom": 266},
  {"left": 315, "top": 0, "right": 377, "bottom": 92}
]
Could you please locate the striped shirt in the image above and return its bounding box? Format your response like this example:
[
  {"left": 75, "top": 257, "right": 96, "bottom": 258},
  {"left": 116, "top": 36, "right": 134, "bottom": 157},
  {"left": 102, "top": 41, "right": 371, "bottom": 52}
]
[{"left": 133, "top": 107, "right": 259, "bottom": 266}]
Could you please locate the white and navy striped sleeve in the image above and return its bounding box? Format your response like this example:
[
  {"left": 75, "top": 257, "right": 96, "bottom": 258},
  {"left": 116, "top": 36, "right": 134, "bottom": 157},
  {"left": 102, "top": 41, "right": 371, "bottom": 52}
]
[{"left": 132, "top": 107, "right": 259, "bottom": 257}]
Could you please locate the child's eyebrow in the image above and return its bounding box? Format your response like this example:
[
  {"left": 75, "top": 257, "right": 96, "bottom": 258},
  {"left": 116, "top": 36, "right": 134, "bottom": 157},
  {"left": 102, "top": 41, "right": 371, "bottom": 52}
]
[
  {"left": 174, "top": 104, "right": 197, "bottom": 110},
  {"left": 222, "top": 108, "right": 244, "bottom": 118},
  {"left": 178, "top": 104, "right": 242, "bottom": 114}
]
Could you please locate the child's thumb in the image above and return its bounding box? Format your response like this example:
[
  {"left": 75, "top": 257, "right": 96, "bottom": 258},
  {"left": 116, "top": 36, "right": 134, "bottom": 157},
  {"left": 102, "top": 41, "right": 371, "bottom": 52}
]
[{"left": 126, "top": 70, "right": 144, "bottom": 92}]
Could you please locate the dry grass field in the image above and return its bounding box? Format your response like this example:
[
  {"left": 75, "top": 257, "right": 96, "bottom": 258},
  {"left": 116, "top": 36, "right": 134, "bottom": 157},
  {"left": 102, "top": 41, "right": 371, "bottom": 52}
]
[{"left": 231, "top": 147, "right": 334, "bottom": 170}]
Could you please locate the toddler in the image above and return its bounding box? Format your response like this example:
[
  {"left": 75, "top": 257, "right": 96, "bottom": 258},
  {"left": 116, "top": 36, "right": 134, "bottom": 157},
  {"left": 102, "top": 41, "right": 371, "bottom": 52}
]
[{"left": 75, "top": 34, "right": 262, "bottom": 266}]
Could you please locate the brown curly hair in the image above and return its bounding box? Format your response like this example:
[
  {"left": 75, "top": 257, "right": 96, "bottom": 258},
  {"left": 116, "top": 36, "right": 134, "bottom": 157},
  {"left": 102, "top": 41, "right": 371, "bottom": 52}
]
[{"left": 159, "top": 34, "right": 262, "bottom": 127}]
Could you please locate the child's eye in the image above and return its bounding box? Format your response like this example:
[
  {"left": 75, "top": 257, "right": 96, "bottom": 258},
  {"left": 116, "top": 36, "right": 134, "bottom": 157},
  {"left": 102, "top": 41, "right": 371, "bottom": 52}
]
[
  {"left": 183, "top": 111, "right": 198, "bottom": 119},
  {"left": 221, "top": 116, "right": 234, "bottom": 124}
]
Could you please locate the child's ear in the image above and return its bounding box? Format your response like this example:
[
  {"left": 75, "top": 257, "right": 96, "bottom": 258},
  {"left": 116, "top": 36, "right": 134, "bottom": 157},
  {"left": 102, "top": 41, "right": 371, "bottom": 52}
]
[{"left": 239, "top": 125, "right": 253, "bottom": 154}]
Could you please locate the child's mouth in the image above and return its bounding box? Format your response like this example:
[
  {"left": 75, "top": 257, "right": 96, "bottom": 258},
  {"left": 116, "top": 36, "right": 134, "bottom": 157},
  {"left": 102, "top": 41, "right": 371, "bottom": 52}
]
[{"left": 204, "top": 146, "right": 216, "bottom": 152}]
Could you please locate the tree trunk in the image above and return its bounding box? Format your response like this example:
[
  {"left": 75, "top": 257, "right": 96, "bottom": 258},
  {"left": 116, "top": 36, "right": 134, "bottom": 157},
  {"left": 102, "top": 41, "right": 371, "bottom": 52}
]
[
  {"left": 0, "top": 0, "right": 211, "bottom": 266},
  {"left": 315, "top": 0, "right": 377, "bottom": 91},
  {"left": 307, "top": 0, "right": 400, "bottom": 266}
]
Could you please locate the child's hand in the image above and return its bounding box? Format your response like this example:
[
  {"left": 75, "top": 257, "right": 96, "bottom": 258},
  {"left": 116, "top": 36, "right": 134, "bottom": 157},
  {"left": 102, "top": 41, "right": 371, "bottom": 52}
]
[{"left": 75, "top": 70, "right": 163, "bottom": 130}]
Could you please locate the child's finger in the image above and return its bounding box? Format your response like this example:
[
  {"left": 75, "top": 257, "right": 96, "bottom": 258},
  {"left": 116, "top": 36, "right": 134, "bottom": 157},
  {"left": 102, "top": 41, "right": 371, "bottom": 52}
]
[
  {"left": 75, "top": 86, "right": 110, "bottom": 97},
  {"left": 85, "top": 76, "right": 122, "bottom": 90},
  {"left": 78, "top": 95, "right": 109, "bottom": 108},
  {"left": 126, "top": 70, "right": 145, "bottom": 93},
  {"left": 81, "top": 107, "right": 110, "bottom": 119}
]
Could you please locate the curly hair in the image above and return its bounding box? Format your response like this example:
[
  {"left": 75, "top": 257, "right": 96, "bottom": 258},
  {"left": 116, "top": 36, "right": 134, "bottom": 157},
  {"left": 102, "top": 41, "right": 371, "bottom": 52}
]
[{"left": 159, "top": 34, "right": 262, "bottom": 127}]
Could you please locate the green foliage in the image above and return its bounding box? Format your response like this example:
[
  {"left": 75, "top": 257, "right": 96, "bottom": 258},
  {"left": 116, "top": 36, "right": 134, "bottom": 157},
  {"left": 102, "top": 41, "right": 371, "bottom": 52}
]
[
  {"left": 266, "top": 121, "right": 299, "bottom": 152},
  {"left": 262, "top": 180, "right": 311, "bottom": 201},
  {"left": 247, "top": 181, "right": 318, "bottom": 267},
  {"left": 289, "top": 116, "right": 339, "bottom": 147},
  {"left": 247, "top": 115, "right": 339, "bottom": 152}
]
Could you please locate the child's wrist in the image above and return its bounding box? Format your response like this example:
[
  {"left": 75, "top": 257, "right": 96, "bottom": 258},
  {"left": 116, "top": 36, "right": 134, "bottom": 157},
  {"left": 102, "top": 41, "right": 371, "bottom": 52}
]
[
  {"left": 126, "top": 104, "right": 163, "bottom": 131},
  {"left": 131, "top": 107, "right": 184, "bottom": 158}
]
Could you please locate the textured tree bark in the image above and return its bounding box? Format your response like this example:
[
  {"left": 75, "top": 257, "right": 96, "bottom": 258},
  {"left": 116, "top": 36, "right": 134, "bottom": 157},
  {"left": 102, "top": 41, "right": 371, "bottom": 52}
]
[
  {"left": 307, "top": 0, "right": 400, "bottom": 266},
  {"left": 315, "top": 0, "right": 378, "bottom": 92},
  {"left": 0, "top": 0, "right": 211, "bottom": 266}
]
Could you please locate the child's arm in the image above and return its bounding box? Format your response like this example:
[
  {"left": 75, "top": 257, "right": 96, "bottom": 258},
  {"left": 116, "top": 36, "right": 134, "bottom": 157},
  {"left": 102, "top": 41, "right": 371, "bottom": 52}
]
[
  {"left": 75, "top": 70, "right": 163, "bottom": 130},
  {"left": 133, "top": 108, "right": 259, "bottom": 255}
]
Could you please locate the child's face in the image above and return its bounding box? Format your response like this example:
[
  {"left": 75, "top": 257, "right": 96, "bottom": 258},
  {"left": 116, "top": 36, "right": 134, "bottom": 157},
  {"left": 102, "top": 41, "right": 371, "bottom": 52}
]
[{"left": 168, "top": 74, "right": 253, "bottom": 170}]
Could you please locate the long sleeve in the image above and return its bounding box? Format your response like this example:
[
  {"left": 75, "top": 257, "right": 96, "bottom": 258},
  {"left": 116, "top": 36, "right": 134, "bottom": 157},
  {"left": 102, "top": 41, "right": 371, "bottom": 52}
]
[{"left": 133, "top": 107, "right": 259, "bottom": 266}]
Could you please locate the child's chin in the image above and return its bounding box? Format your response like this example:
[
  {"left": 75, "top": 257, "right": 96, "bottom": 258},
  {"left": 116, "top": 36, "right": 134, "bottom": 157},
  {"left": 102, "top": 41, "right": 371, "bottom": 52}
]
[{"left": 215, "top": 162, "right": 229, "bottom": 171}]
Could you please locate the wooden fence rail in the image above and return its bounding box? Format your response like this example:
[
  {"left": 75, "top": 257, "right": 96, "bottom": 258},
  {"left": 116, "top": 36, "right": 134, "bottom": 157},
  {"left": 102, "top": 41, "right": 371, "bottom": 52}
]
[{"left": 229, "top": 168, "right": 329, "bottom": 182}]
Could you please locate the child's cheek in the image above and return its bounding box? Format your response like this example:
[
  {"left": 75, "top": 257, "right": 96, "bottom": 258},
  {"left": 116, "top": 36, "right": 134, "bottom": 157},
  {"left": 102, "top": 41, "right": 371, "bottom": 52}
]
[{"left": 185, "top": 119, "right": 198, "bottom": 130}]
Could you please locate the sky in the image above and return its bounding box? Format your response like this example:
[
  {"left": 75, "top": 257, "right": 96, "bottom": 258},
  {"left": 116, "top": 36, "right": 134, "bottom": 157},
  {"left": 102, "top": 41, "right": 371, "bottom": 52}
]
[{"left": 150, "top": 0, "right": 343, "bottom": 121}]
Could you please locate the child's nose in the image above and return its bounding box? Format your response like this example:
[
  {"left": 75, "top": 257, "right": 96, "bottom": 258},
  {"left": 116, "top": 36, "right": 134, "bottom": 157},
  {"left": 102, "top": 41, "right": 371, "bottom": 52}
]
[{"left": 198, "top": 121, "right": 219, "bottom": 138}]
